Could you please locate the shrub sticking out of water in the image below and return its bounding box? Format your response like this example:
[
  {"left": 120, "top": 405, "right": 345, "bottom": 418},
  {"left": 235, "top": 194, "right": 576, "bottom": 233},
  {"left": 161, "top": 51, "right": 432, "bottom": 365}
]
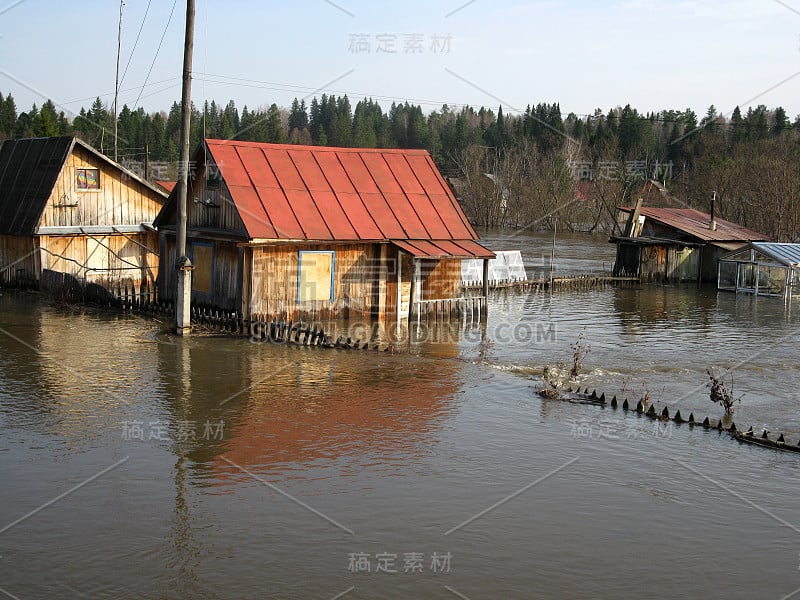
[
  {"left": 539, "top": 363, "right": 566, "bottom": 399},
  {"left": 478, "top": 337, "right": 494, "bottom": 362},
  {"left": 570, "top": 329, "right": 591, "bottom": 380},
  {"left": 538, "top": 331, "right": 591, "bottom": 399},
  {"left": 707, "top": 368, "right": 742, "bottom": 415}
]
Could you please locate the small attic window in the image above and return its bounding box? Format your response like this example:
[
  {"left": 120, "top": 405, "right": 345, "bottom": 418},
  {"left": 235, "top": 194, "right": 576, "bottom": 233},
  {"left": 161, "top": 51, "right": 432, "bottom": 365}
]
[
  {"left": 76, "top": 168, "right": 100, "bottom": 190},
  {"left": 206, "top": 167, "right": 221, "bottom": 189}
]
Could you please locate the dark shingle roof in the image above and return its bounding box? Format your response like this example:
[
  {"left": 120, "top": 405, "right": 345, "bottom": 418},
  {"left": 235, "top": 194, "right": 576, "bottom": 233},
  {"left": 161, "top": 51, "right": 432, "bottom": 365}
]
[{"left": 0, "top": 136, "right": 73, "bottom": 235}]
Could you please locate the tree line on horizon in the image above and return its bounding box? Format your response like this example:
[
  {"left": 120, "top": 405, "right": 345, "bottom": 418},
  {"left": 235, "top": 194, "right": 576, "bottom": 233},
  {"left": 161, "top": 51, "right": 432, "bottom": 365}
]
[{"left": 1, "top": 90, "right": 798, "bottom": 240}]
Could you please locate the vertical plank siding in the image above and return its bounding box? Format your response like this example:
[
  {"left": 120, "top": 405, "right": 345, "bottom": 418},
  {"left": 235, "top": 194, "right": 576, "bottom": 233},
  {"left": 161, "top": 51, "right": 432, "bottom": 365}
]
[
  {"left": 0, "top": 144, "right": 164, "bottom": 297},
  {"left": 159, "top": 236, "right": 242, "bottom": 312},
  {"left": 157, "top": 235, "right": 464, "bottom": 323},
  {"left": 249, "top": 243, "right": 381, "bottom": 320},
  {"left": 38, "top": 231, "right": 159, "bottom": 292},
  {"left": 40, "top": 145, "right": 163, "bottom": 229},
  {"left": 420, "top": 258, "right": 461, "bottom": 300},
  {"left": 0, "top": 234, "right": 37, "bottom": 285},
  {"left": 188, "top": 162, "right": 247, "bottom": 233}
]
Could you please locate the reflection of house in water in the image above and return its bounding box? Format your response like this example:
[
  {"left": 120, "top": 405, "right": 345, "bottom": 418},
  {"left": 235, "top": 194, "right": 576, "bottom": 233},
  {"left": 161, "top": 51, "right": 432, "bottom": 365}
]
[
  {"left": 0, "top": 136, "right": 167, "bottom": 298},
  {"left": 210, "top": 351, "right": 462, "bottom": 480},
  {"left": 153, "top": 139, "right": 493, "bottom": 323},
  {"left": 718, "top": 242, "right": 800, "bottom": 301},
  {"left": 611, "top": 206, "right": 768, "bottom": 283},
  {"left": 2, "top": 297, "right": 163, "bottom": 446}
]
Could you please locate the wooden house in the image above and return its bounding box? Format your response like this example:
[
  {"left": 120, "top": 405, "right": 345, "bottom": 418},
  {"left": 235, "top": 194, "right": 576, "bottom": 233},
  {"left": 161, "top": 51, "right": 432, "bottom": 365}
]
[
  {"left": 0, "top": 136, "right": 168, "bottom": 298},
  {"left": 611, "top": 206, "right": 768, "bottom": 283},
  {"left": 153, "top": 139, "right": 494, "bottom": 322}
]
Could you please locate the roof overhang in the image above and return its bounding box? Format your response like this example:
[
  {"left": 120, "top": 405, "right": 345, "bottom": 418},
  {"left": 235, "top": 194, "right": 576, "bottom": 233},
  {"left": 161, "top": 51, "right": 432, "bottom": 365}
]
[
  {"left": 392, "top": 239, "right": 495, "bottom": 259},
  {"left": 35, "top": 224, "right": 153, "bottom": 235},
  {"left": 609, "top": 236, "right": 704, "bottom": 248},
  {"left": 709, "top": 241, "right": 749, "bottom": 252}
]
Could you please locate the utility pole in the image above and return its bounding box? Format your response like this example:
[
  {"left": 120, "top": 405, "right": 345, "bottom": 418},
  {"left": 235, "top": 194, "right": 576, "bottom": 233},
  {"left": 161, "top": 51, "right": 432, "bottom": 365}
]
[
  {"left": 114, "top": 0, "right": 124, "bottom": 162},
  {"left": 175, "top": 0, "right": 195, "bottom": 336}
]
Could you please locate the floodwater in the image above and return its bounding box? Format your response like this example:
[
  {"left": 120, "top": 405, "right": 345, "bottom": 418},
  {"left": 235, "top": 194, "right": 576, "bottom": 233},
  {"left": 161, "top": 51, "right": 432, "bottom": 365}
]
[{"left": 1, "top": 230, "right": 800, "bottom": 599}]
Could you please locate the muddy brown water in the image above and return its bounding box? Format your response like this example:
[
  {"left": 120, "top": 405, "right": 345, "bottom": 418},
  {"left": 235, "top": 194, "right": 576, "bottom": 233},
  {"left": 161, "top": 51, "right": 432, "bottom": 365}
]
[{"left": 1, "top": 230, "right": 799, "bottom": 599}]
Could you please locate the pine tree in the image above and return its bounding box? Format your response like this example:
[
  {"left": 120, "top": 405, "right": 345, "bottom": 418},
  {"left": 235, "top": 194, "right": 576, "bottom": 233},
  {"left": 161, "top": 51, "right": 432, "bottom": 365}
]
[
  {"left": 148, "top": 112, "right": 167, "bottom": 161},
  {"left": 700, "top": 105, "right": 719, "bottom": 134},
  {"left": 309, "top": 97, "right": 322, "bottom": 143},
  {"left": 353, "top": 99, "right": 378, "bottom": 147},
  {"left": 771, "top": 106, "right": 788, "bottom": 136},
  {"left": 238, "top": 106, "right": 255, "bottom": 141},
  {"left": 264, "top": 103, "right": 285, "bottom": 143},
  {"left": 288, "top": 98, "right": 309, "bottom": 132},
  {"left": 220, "top": 100, "right": 239, "bottom": 140},
  {"left": 330, "top": 95, "right": 352, "bottom": 146},
  {"left": 730, "top": 106, "right": 745, "bottom": 145},
  {"left": 0, "top": 93, "right": 16, "bottom": 137}
]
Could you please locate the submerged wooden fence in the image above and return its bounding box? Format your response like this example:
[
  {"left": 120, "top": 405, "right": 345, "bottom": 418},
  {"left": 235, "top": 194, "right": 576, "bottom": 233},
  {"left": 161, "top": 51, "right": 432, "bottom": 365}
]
[
  {"left": 549, "top": 386, "right": 800, "bottom": 456},
  {"left": 413, "top": 295, "right": 486, "bottom": 323},
  {"left": 462, "top": 275, "right": 640, "bottom": 292}
]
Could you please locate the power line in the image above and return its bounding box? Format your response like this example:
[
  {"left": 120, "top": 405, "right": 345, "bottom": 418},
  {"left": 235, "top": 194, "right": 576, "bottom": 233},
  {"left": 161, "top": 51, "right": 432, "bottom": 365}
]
[
  {"left": 132, "top": 0, "right": 178, "bottom": 111},
  {"left": 119, "top": 0, "right": 153, "bottom": 88},
  {"left": 61, "top": 77, "right": 179, "bottom": 106}
]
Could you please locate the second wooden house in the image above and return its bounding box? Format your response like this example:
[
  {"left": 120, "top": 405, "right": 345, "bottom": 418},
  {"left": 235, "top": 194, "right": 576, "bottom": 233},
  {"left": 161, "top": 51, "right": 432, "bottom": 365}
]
[
  {"left": 611, "top": 206, "right": 769, "bottom": 283},
  {"left": 0, "top": 136, "right": 168, "bottom": 299},
  {"left": 154, "top": 139, "right": 494, "bottom": 322}
]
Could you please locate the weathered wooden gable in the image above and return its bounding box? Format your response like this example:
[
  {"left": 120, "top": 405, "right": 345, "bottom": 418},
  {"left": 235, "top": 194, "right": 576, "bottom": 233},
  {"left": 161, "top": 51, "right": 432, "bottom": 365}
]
[
  {"left": 39, "top": 143, "right": 165, "bottom": 230},
  {"left": 154, "top": 154, "right": 248, "bottom": 238}
]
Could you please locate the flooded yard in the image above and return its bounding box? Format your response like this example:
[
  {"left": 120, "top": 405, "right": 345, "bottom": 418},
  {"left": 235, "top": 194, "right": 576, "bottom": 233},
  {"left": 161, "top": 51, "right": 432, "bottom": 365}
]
[{"left": 1, "top": 230, "right": 799, "bottom": 599}]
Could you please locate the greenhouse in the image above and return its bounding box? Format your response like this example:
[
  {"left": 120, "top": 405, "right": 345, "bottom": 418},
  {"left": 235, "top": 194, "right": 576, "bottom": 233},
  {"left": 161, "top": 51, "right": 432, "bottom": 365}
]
[{"left": 718, "top": 242, "right": 800, "bottom": 300}]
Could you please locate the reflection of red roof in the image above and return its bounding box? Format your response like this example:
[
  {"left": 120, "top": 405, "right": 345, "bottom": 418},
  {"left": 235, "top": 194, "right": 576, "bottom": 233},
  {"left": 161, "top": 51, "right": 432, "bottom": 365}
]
[
  {"left": 619, "top": 207, "right": 768, "bottom": 243},
  {"left": 202, "top": 139, "right": 489, "bottom": 257},
  {"left": 213, "top": 353, "right": 461, "bottom": 482},
  {"left": 155, "top": 180, "right": 176, "bottom": 193}
]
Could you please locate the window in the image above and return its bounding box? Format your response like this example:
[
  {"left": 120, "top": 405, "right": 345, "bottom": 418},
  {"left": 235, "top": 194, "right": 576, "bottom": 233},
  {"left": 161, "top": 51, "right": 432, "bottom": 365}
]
[
  {"left": 298, "top": 251, "right": 335, "bottom": 302},
  {"left": 76, "top": 168, "right": 100, "bottom": 190}
]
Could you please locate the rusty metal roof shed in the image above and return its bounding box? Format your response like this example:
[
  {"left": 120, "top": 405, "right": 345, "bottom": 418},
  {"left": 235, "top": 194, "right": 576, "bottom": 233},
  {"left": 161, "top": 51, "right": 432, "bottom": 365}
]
[
  {"left": 618, "top": 206, "right": 768, "bottom": 244},
  {"left": 191, "top": 139, "right": 493, "bottom": 258}
]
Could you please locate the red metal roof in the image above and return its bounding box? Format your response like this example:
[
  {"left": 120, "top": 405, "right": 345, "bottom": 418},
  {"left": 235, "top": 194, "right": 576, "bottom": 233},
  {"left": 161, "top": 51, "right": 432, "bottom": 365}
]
[
  {"left": 619, "top": 207, "right": 768, "bottom": 243},
  {"left": 204, "top": 139, "right": 489, "bottom": 257},
  {"left": 155, "top": 180, "right": 176, "bottom": 193},
  {"left": 393, "top": 239, "right": 495, "bottom": 259}
]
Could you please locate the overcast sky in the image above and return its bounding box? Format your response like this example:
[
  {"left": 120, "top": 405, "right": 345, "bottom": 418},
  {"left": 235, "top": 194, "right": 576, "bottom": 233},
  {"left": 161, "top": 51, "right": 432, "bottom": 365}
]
[{"left": 1, "top": 0, "right": 798, "bottom": 121}]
